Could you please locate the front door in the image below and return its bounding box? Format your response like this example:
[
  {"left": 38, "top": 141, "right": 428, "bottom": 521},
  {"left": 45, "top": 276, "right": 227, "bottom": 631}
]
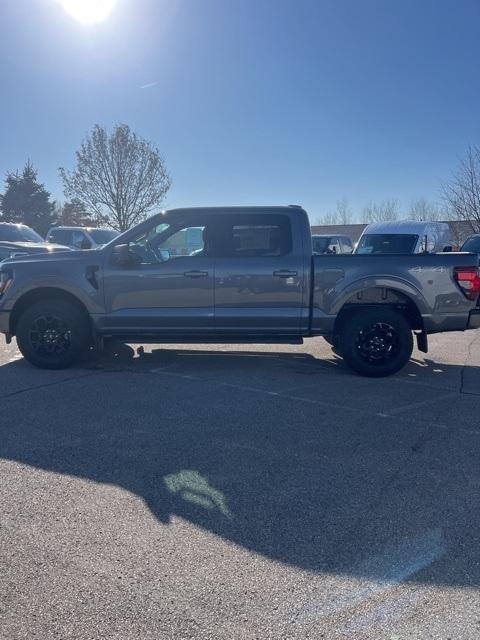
[{"left": 101, "top": 214, "right": 214, "bottom": 335}]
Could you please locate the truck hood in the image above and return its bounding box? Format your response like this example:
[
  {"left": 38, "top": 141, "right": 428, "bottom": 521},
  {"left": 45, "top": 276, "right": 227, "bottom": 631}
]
[
  {"left": 1, "top": 247, "right": 99, "bottom": 266},
  {"left": 0, "top": 241, "right": 71, "bottom": 253}
]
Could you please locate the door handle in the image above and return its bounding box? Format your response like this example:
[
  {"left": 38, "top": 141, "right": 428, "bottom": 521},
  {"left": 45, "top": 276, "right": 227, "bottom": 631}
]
[
  {"left": 273, "top": 270, "right": 298, "bottom": 278},
  {"left": 183, "top": 270, "right": 208, "bottom": 278}
]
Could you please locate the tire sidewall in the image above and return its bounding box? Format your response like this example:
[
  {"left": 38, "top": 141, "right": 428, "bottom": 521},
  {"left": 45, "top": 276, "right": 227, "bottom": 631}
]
[
  {"left": 16, "top": 300, "right": 90, "bottom": 369},
  {"left": 339, "top": 308, "right": 413, "bottom": 377}
]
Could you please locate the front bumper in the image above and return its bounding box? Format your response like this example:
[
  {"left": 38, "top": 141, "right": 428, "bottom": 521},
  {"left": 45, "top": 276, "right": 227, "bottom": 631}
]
[{"left": 468, "top": 309, "right": 480, "bottom": 330}]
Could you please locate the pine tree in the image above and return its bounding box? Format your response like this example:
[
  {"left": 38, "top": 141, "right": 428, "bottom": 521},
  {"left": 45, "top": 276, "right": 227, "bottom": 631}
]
[
  {"left": 56, "top": 199, "right": 100, "bottom": 227},
  {"left": 0, "top": 161, "right": 57, "bottom": 236}
]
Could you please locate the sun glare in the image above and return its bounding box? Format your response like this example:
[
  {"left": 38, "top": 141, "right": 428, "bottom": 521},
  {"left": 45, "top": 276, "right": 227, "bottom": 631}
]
[{"left": 58, "top": 0, "right": 118, "bottom": 24}]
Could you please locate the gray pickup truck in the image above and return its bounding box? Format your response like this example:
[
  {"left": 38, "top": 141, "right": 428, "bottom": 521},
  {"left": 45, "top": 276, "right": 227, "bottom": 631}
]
[{"left": 0, "top": 206, "right": 479, "bottom": 376}]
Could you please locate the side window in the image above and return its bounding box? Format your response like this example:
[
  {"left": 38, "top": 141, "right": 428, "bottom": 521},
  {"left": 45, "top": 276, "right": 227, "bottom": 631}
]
[
  {"left": 217, "top": 215, "right": 292, "bottom": 258},
  {"left": 158, "top": 225, "right": 205, "bottom": 257},
  {"left": 340, "top": 237, "right": 353, "bottom": 253},
  {"left": 127, "top": 217, "right": 210, "bottom": 264},
  {"left": 327, "top": 238, "right": 341, "bottom": 254},
  {"left": 72, "top": 230, "right": 87, "bottom": 248},
  {"left": 48, "top": 229, "right": 68, "bottom": 244}
]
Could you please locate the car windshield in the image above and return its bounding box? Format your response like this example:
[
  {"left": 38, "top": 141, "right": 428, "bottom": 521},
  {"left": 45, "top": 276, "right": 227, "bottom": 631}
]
[
  {"left": 312, "top": 237, "right": 330, "bottom": 253},
  {"left": 0, "top": 225, "right": 44, "bottom": 243},
  {"left": 461, "top": 236, "right": 480, "bottom": 253},
  {"left": 89, "top": 229, "right": 119, "bottom": 244},
  {"left": 356, "top": 234, "right": 419, "bottom": 254}
]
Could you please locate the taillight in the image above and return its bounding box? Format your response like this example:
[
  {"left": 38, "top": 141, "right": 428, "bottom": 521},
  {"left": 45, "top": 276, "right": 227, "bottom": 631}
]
[{"left": 454, "top": 266, "right": 480, "bottom": 301}]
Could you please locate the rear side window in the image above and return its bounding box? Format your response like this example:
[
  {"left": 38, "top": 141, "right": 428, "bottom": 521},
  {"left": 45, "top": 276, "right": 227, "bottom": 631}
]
[
  {"left": 48, "top": 229, "right": 69, "bottom": 244},
  {"left": 216, "top": 215, "right": 292, "bottom": 258},
  {"left": 340, "top": 237, "right": 353, "bottom": 252}
]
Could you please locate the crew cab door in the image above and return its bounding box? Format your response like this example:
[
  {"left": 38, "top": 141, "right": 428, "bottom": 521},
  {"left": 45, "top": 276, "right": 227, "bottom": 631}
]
[
  {"left": 213, "top": 212, "right": 306, "bottom": 334},
  {"left": 101, "top": 213, "right": 214, "bottom": 334}
]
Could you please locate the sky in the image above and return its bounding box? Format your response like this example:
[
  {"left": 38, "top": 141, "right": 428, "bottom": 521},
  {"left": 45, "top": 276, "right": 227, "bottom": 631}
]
[{"left": 1, "top": 0, "right": 480, "bottom": 222}]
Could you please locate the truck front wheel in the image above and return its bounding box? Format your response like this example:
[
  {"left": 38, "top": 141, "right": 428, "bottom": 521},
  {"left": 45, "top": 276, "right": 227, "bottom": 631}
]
[
  {"left": 339, "top": 308, "right": 413, "bottom": 377},
  {"left": 16, "top": 299, "right": 91, "bottom": 369}
]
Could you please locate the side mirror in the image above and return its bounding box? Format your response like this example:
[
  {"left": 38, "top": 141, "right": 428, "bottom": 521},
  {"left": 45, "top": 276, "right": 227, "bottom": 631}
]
[{"left": 113, "top": 243, "right": 140, "bottom": 267}]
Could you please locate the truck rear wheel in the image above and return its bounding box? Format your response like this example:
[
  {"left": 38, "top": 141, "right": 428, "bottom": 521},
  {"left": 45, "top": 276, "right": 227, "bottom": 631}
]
[
  {"left": 16, "top": 299, "right": 91, "bottom": 369},
  {"left": 339, "top": 308, "right": 413, "bottom": 377}
]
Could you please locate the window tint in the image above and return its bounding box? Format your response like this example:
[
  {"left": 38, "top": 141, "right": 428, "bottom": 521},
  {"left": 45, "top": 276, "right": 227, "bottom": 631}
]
[
  {"left": 312, "top": 237, "right": 329, "bottom": 254},
  {"left": 128, "top": 217, "right": 210, "bottom": 264},
  {"left": 158, "top": 225, "right": 205, "bottom": 257},
  {"left": 461, "top": 236, "right": 480, "bottom": 253},
  {"left": 89, "top": 229, "right": 118, "bottom": 244},
  {"left": 49, "top": 229, "right": 72, "bottom": 245},
  {"left": 328, "top": 238, "right": 341, "bottom": 254},
  {"left": 356, "top": 234, "right": 418, "bottom": 254},
  {"left": 217, "top": 215, "right": 292, "bottom": 258},
  {"left": 72, "top": 230, "right": 87, "bottom": 248}
]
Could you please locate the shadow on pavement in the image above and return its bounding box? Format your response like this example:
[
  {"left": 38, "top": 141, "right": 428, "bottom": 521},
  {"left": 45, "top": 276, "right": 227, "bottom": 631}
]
[{"left": 1, "top": 345, "right": 480, "bottom": 590}]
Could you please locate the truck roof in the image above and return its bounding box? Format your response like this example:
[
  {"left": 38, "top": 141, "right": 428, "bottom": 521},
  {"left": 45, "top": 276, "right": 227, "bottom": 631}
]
[
  {"left": 163, "top": 206, "right": 307, "bottom": 216},
  {"left": 362, "top": 220, "right": 449, "bottom": 235}
]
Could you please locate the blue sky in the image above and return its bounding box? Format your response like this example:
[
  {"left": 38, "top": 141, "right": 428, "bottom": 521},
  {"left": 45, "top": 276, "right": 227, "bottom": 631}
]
[{"left": 1, "top": 0, "right": 479, "bottom": 221}]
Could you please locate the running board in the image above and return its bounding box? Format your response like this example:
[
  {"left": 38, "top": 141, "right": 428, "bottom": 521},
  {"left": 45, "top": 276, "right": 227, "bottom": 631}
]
[{"left": 100, "top": 335, "right": 304, "bottom": 345}]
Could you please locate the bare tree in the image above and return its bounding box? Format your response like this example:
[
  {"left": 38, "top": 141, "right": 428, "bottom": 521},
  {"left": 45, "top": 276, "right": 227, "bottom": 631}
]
[
  {"left": 316, "top": 197, "right": 353, "bottom": 225},
  {"left": 59, "top": 124, "right": 171, "bottom": 231},
  {"left": 441, "top": 144, "right": 480, "bottom": 233},
  {"left": 361, "top": 198, "right": 399, "bottom": 223},
  {"left": 408, "top": 197, "right": 443, "bottom": 221}
]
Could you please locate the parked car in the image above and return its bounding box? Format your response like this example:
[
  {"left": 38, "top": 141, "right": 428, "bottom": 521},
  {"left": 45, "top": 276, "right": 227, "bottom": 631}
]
[
  {"left": 312, "top": 234, "right": 353, "bottom": 255},
  {"left": 355, "top": 221, "right": 454, "bottom": 254},
  {"left": 46, "top": 226, "right": 118, "bottom": 250},
  {"left": 0, "top": 222, "right": 70, "bottom": 261},
  {"left": 461, "top": 234, "right": 480, "bottom": 253},
  {"left": 1, "top": 206, "right": 479, "bottom": 376}
]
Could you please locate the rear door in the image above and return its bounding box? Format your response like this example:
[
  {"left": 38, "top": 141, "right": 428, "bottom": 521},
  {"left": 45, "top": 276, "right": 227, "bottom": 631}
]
[{"left": 213, "top": 212, "right": 306, "bottom": 334}]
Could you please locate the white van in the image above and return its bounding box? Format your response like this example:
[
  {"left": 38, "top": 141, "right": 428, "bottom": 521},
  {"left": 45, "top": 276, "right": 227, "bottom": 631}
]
[{"left": 354, "top": 221, "right": 454, "bottom": 254}]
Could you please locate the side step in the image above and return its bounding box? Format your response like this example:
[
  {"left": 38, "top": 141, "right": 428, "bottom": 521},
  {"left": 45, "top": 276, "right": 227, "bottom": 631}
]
[{"left": 100, "top": 335, "right": 304, "bottom": 346}]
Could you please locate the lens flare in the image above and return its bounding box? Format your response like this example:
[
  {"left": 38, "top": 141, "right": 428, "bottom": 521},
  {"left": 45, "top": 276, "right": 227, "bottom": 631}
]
[{"left": 58, "top": 0, "right": 118, "bottom": 24}]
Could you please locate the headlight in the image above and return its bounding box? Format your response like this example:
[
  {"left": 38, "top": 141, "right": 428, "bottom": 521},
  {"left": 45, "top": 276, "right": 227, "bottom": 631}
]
[{"left": 0, "top": 269, "right": 13, "bottom": 296}]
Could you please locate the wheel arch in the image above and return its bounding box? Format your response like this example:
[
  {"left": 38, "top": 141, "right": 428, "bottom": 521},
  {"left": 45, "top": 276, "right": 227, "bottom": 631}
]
[
  {"left": 9, "top": 287, "right": 92, "bottom": 336},
  {"left": 333, "top": 287, "right": 424, "bottom": 336}
]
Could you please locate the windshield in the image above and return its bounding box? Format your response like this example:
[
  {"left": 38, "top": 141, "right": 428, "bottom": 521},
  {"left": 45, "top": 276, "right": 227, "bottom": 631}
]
[
  {"left": 461, "top": 236, "right": 480, "bottom": 253},
  {"left": 0, "top": 224, "right": 44, "bottom": 243},
  {"left": 356, "top": 233, "right": 419, "bottom": 254},
  {"left": 89, "top": 229, "right": 119, "bottom": 244}
]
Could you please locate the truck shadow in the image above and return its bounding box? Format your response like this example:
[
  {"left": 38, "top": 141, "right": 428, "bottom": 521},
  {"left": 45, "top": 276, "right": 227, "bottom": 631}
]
[{"left": 1, "top": 346, "right": 480, "bottom": 590}]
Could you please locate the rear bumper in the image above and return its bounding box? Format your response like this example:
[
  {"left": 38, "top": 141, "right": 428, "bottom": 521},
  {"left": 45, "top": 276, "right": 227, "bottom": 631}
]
[{"left": 468, "top": 309, "right": 480, "bottom": 330}]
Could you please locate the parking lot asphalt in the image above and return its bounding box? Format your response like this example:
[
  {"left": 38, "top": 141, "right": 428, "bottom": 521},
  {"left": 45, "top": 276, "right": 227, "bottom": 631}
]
[{"left": 1, "top": 331, "right": 480, "bottom": 640}]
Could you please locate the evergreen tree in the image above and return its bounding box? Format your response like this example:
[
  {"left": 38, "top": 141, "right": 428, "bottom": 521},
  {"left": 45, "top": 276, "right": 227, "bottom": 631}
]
[
  {"left": 56, "top": 198, "right": 100, "bottom": 227},
  {"left": 0, "top": 161, "right": 57, "bottom": 236}
]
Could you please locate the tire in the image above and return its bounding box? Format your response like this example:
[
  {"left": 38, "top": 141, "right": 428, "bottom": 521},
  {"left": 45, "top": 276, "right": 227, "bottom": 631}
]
[
  {"left": 338, "top": 308, "right": 413, "bottom": 377},
  {"left": 16, "top": 299, "right": 91, "bottom": 369}
]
